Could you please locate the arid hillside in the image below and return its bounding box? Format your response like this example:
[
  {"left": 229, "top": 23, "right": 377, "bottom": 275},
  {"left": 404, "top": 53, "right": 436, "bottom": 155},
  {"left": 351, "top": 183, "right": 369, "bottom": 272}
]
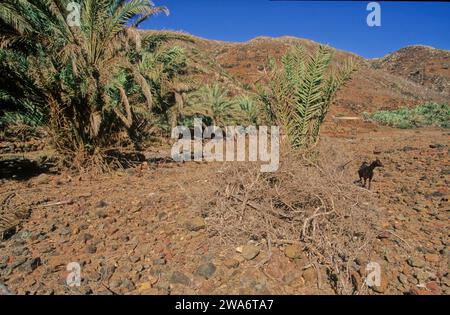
[
  {"left": 156, "top": 32, "right": 449, "bottom": 116},
  {"left": 371, "top": 45, "right": 450, "bottom": 96}
]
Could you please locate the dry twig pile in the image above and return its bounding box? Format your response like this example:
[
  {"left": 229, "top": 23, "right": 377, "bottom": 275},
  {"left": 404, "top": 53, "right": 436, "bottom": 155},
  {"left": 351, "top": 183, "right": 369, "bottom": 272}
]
[{"left": 207, "top": 142, "right": 384, "bottom": 294}]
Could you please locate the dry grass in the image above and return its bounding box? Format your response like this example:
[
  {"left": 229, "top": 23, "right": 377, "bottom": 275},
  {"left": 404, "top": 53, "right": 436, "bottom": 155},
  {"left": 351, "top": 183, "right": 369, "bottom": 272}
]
[{"left": 206, "top": 140, "right": 385, "bottom": 294}]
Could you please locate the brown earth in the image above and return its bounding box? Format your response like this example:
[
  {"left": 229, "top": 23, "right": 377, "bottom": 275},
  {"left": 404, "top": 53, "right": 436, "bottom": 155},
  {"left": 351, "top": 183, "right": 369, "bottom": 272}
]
[
  {"left": 167, "top": 34, "right": 449, "bottom": 117},
  {"left": 0, "top": 125, "right": 448, "bottom": 295}
]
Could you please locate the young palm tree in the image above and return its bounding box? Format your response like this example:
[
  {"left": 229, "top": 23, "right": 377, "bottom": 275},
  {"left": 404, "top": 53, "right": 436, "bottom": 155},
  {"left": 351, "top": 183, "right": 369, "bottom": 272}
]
[
  {"left": 238, "top": 96, "right": 260, "bottom": 125},
  {"left": 260, "top": 45, "right": 357, "bottom": 149},
  {"left": 0, "top": 0, "right": 174, "bottom": 166},
  {"left": 184, "top": 84, "right": 243, "bottom": 126}
]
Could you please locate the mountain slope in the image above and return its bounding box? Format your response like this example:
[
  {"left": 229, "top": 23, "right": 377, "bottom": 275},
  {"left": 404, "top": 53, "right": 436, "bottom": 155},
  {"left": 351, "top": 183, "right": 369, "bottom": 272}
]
[
  {"left": 153, "top": 32, "right": 449, "bottom": 116},
  {"left": 371, "top": 45, "right": 450, "bottom": 96}
]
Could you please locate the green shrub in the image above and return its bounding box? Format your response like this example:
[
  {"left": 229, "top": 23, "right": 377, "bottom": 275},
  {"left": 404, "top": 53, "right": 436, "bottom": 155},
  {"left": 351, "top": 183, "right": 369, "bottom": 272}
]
[{"left": 367, "top": 103, "right": 450, "bottom": 129}]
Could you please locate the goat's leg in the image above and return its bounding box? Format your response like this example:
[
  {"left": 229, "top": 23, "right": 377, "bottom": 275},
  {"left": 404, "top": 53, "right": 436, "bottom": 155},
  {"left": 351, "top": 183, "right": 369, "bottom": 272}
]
[
  {"left": 368, "top": 179, "right": 372, "bottom": 190},
  {"left": 362, "top": 178, "right": 367, "bottom": 188}
]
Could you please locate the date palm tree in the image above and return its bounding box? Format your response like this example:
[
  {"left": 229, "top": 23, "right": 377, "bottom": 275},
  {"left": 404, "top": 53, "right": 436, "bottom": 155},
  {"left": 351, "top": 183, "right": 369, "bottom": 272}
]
[
  {"left": 184, "top": 84, "right": 243, "bottom": 127},
  {"left": 0, "top": 0, "right": 177, "bottom": 166},
  {"left": 238, "top": 96, "right": 260, "bottom": 125},
  {"left": 260, "top": 45, "right": 357, "bottom": 149}
]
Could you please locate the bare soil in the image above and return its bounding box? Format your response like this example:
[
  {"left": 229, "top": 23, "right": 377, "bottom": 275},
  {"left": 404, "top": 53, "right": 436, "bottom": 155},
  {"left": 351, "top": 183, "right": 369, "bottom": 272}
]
[{"left": 0, "top": 124, "right": 448, "bottom": 295}]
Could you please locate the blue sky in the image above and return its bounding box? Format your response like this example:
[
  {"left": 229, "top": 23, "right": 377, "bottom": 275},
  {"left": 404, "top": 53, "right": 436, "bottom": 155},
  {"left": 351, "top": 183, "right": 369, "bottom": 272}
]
[{"left": 141, "top": 0, "right": 450, "bottom": 58}]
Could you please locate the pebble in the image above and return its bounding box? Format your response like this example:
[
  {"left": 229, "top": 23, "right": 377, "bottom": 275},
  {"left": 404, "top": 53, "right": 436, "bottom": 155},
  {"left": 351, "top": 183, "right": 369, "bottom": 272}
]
[
  {"left": 86, "top": 245, "right": 97, "bottom": 254},
  {"left": 241, "top": 245, "right": 260, "bottom": 260},
  {"left": 371, "top": 277, "right": 388, "bottom": 293},
  {"left": 95, "top": 210, "right": 107, "bottom": 219},
  {"left": 223, "top": 258, "right": 239, "bottom": 269},
  {"left": 153, "top": 258, "right": 166, "bottom": 265},
  {"left": 284, "top": 244, "right": 303, "bottom": 259},
  {"left": 197, "top": 263, "right": 216, "bottom": 279},
  {"left": 398, "top": 273, "right": 409, "bottom": 285},
  {"left": 170, "top": 271, "right": 191, "bottom": 286},
  {"left": 11, "top": 257, "right": 27, "bottom": 269},
  {"left": 407, "top": 257, "right": 426, "bottom": 268},
  {"left": 185, "top": 217, "right": 206, "bottom": 232},
  {"left": 414, "top": 270, "right": 430, "bottom": 283},
  {"left": 110, "top": 279, "right": 122, "bottom": 289},
  {"left": 121, "top": 279, "right": 136, "bottom": 291},
  {"left": 96, "top": 200, "right": 108, "bottom": 208},
  {"left": 60, "top": 228, "right": 71, "bottom": 236},
  {"left": 302, "top": 268, "right": 316, "bottom": 284},
  {"left": 83, "top": 233, "right": 94, "bottom": 243},
  {"left": 158, "top": 212, "right": 168, "bottom": 221},
  {"left": 424, "top": 254, "right": 439, "bottom": 263}
]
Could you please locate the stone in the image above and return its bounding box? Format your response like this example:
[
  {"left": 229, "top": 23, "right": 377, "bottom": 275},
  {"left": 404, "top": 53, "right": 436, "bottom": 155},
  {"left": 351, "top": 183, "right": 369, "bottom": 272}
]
[
  {"left": 134, "top": 264, "right": 144, "bottom": 273},
  {"left": 384, "top": 252, "right": 395, "bottom": 263},
  {"left": 408, "top": 287, "right": 430, "bottom": 295},
  {"left": 284, "top": 244, "right": 303, "bottom": 259},
  {"left": 96, "top": 200, "right": 108, "bottom": 208},
  {"left": 241, "top": 245, "right": 260, "bottom": 260},
  {"left": 302, "top": 268, "right": 316, "bottom": 284},
  {"left": 377, "top": 231, "right": 390, "bottom": 239},
  {"left": 426, "top": 281, "right": 440, "bottom": 294},
  {"left": 185, "top": 217, "right": 206, "bottom": 232},
  {"left": 197, "top": 263, "right": 216, "bottom": 279},
  {"left": 86, "top": 245, "right": 97, "bottom": 254},
  {"left": 398, "top": 273, "right": 409, "bottom": 285},
  {"left": 0, "top": 282, "right": 13, "bottom": 295},
  {"left": 439, "top": 277, "right": 450, "bottom": 288},
  {"left": 414, "top": 270, "right": 429, "bottom": 283},
  {"left": 371, "top": 277, "right": 388, "bottom": 293},
  {"left": 424, "top": 254, "right": 439, "bottom": 263},
  {"left": 407, "top": 257, "right": 426, "bottom": 268},
  {"left": 0, "top": 256, "right": 8, "bottom": 268},
  {"left": 138, "top": 282, "right": 152, "bottom": 293},
  {"left": 153, "top": 258, "right": 166, "bottom": 265},
  {"left": 60, "top": 228, "right": 71, "bottom": 236},
  {"left": 11, "top": 257, "right": 27, "bottom": 269},
  {"left": 121, "top": 279, "right": 136, "bottom": 291},
  {"left": 155, "top": 281, "right": 170, "bottom": 291},
  {"left": 170, "top": 271, "right": 191, "bottom": 286},
  {"left": 291, "top": 276, "right": 306, "bottom": 289},
  {"left": 83, "top": 233, "right": 93, "bottom": 243},
  {"left": 95, "top": 210, "right": 107, "bottom": 219},
  {"left": 30, "top": 257, "right": 42, "bottom": 271},
  {"left": 158, "top": 212, "right": 168, "bottom": 221},
  {"left": 110, "top": 280, "right": 122, "bottom": 289},
  {"left": 223, "top": 258, "right": 239, "bottom": 269},
  {"left": 148, "top": 275, "right": 158, "bottom": 285}
]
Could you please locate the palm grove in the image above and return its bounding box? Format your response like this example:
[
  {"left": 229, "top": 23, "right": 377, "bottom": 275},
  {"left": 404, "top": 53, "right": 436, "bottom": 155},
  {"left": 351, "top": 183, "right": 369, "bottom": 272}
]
[{"left": 0, "top": 0, "right": 356, "bottom": 170}]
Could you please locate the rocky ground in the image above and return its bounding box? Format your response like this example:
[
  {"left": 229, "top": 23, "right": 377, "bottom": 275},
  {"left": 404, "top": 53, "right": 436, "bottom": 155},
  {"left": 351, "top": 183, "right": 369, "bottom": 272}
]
[{"left": 0, "top": 126, "right": 448, "bottom": 295}]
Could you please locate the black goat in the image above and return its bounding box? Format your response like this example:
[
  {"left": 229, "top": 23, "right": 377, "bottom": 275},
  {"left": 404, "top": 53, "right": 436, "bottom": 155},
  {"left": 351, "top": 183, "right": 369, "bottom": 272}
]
[{"left": 358, "top": 159, "right": 383, "bottom": 190}]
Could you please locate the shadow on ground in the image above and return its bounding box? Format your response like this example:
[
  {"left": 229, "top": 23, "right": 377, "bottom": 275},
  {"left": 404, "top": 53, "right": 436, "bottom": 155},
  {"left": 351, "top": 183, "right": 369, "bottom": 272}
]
[{"left": 0, "top": 156, "right": 57, "bottom": 180}]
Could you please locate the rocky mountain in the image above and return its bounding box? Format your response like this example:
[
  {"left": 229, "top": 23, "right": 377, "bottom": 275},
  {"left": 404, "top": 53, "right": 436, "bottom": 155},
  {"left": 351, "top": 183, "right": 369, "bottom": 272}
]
[
  {"left": 153, "top": 31, "right": 449, "bottom": 116},
  {"left": 371, "top": 45, "right": 450, "bottom": 96}
]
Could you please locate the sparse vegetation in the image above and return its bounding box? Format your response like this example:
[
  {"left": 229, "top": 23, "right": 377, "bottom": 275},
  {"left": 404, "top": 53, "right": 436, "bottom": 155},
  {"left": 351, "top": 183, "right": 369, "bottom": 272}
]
[
  {"left": 183, "top": 84, "right": 244, "bottom": 126},
  {"left": 238, "top": 96, "right": 260, "bottom": 125},
  {"left": 364, "top": 103, "right": 450, "bottom": 129}
]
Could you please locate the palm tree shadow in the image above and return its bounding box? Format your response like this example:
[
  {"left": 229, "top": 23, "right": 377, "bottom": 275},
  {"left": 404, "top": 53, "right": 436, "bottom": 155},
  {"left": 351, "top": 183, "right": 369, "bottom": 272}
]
[{"left": 0, "top": 157, "right": 57, "bottom": 180}]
